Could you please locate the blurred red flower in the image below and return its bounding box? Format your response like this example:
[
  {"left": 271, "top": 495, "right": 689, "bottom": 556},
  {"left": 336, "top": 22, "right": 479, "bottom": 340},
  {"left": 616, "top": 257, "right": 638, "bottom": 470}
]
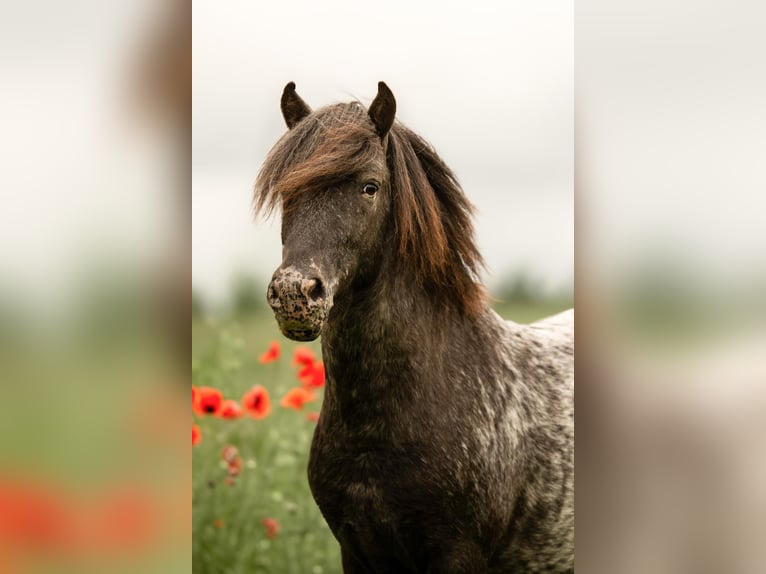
[
  {"left": 306, "top": 411, "right": 320, "bottom": 423},
  {"left": 220, "top": 445, "right": 239, "bottom": 463},
  {"left": 280, "top": 387, "right": 317, "bottom": 411},
  {"left": 192, "top": 424, "right": 201, "bottom": 446},
  {"left": 93, "top": 485, "right": 156, "bottom": 552},
  {"left": 242, "top": 386, "right": 271, "bottom": 419},
  {"left": 261, "top": 517, "right": 280, "bottom": 539},
  {"left": 218, "top": 399, "right": 243, "bottom": 420},
  {"left": 213, "top": 518, "right": 223, "bottom": 528},
  {"left": 227, "top": 458, "right": 242, "bottom": 477},
  {"left": 298, "top": 361, "right": 325, "bottom": 389},
  {"left": 221, "top": 445, "right": 242, "bottom": 481},
  {"left": 292, "top": 346, "right": 316, "bottom": 367},
  {"left": 259, "top": 341, "right": 281, "bottom": 364},
  {"left": 192, "top": 385, "right": 198, "bottom": 409},
  {"left": 0, "top": 479, "right": 73, "bottom": 551},
  {"left": 195, "top": 386, "right": 223, "bottom": 416}
]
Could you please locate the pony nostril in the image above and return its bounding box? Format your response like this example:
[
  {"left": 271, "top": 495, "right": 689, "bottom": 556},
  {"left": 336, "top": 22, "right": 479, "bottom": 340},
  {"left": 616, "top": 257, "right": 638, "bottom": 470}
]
[
  {"left": 302, "top": 278, "right": 325, "bottom": 302},
  {"left": 267, "top": 283, "right": 281, "bottom": 308}
]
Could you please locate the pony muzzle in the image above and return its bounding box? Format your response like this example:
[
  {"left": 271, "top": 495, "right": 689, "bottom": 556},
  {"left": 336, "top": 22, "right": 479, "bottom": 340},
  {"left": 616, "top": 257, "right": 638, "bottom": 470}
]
[{"left": 266, "top": 266, "right": 328, "bottom": 341}]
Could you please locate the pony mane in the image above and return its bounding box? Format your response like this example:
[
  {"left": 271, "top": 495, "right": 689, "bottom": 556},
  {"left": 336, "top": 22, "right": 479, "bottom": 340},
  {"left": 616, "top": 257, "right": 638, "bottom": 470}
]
[{"left": 254, "top": 102, "right": 486, "bottom": 316}]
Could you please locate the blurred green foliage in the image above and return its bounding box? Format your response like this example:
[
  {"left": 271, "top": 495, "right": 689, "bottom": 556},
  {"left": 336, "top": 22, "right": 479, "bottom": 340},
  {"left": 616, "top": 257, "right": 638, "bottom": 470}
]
[
  {"left": 613, "top": 256, "right": 766, "bottom": 348},
  {"left": 193, "top": 289, "right": 206, "bottom": 319},
  {"left": 230, "top": 274, "right": 269, "bottom": 318},
  {"left": 0, "top": 264, "right": 188, "bottom": 574}
]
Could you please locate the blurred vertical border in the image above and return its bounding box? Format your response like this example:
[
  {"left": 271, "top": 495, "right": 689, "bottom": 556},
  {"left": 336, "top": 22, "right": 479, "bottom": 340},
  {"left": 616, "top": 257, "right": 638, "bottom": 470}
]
[
  {"left": 0, "top": 1, "right": 189, "bottom": 572},
  {"left": 577, "top": 0, "right": 766, "bottom": 571}
]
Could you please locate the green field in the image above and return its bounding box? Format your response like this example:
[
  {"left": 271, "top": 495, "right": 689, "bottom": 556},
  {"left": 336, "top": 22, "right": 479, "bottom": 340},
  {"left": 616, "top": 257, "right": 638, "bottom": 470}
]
[{"left": 192, "top": 299, "right": 570, "bottom": 574}]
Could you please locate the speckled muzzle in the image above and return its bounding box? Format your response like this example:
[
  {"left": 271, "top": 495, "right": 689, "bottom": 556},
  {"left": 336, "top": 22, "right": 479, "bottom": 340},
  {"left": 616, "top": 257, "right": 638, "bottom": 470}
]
[{"left": 266, "top": 266, "right": 329, "bottom": 341}]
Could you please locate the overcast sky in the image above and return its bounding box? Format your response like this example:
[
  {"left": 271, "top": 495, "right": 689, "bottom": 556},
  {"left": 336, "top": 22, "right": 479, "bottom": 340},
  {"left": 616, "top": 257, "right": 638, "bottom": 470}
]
[{"left": 192, "top": 1, "right": 573, "bottom": 305}]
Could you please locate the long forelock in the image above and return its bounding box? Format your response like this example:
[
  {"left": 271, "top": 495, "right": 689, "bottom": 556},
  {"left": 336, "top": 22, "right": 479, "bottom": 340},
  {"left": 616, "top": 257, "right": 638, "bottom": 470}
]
[{"left": 254, "top": 103, "right": 380, "bottom": 216}]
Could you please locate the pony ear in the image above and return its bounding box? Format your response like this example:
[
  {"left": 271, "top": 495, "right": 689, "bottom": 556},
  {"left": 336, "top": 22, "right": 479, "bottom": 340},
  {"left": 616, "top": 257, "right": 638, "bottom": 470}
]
[
  {"left": 281, "top": 82, "right": 311, "bottom": 129},
  {"left": 368, "top": 81, "right": 396, "bottom": 138}
]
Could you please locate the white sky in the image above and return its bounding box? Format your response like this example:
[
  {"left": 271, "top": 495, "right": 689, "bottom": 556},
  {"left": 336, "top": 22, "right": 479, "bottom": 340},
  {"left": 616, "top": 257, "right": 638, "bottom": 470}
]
[{"left": 193, "top": 1, "right": 573, "bottom": 305}]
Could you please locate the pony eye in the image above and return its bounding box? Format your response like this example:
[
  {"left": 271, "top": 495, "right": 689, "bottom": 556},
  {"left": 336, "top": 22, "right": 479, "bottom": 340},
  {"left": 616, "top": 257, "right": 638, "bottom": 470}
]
[{"left": 362, "top": 182, "right": 379, "bottom": 196}]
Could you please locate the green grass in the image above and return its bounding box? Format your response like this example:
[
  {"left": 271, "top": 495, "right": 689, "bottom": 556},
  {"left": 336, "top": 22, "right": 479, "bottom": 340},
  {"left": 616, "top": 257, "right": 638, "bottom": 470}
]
[
  {"left": 192, "top": 312, "right": 334, "bottom": 574},
  {"left": 192, "top": 300, "right": 571, "bottom": 573}
]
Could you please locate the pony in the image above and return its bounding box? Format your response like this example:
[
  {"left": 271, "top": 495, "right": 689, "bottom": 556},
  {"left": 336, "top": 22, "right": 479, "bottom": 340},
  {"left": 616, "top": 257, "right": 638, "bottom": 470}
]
[{"left": 254, "top": 82, "right": 574, "bottom": 573}]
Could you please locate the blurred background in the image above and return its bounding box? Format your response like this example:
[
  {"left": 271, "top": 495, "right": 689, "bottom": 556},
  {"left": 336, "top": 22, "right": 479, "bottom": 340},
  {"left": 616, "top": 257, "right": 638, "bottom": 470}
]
[
  {"left": 577, "top": 0, "right": 766, "bottom": 572},
  {"left": 0, "top": 0, "right": 188, "bottom": 572}
]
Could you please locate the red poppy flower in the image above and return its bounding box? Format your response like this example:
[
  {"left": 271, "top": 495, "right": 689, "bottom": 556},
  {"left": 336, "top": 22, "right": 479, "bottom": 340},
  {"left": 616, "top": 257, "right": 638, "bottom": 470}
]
[
  {"left": 261, "top": 517, "right": 280, "bottom": 539},
  {"left": 241, "top": 385, "right": 271, "bottom": 419},
  {"left": 213, "top": 518, "right": 223, "bottom": 528},
  {"left": 192, "top": 385, "right": 198, "bottom": 409},
  {"left": 192, "top": 424, "right": 201, "bottom": 446},
  {"left": 220, "top": 445, "right": 239, "bottom": 463},
  {"left": 227, "top": 458, "right": 242, "bottom": 477},
  {"left": 292, "top": 346, "right": 316, "bottom": 367},
  {"left": 195, "top": 386, "right": 223, "bottom": 416},
  {"left": 298, "top": 361, "right": 325, "bottom": 389},
  {"left": 280, "top": 387, "right": 317, "bottom": 411},
  {"left": 218, "top": 399, "right": 243, "bottom": 420},
  {"left": 259, "top": 341, "right": 281, "bottom": 364},
  {"left": 220, "top": 445, "right": 242, "bottom": 479},
  {"left": 306, "top": 411, "right": 320, "bottom": 423}
]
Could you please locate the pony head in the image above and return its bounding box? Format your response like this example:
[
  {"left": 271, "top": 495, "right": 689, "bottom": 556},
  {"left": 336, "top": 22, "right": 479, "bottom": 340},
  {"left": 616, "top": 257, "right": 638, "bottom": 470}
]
[{"left": 255, "top": 82, "right": 483, "bottom": 341}]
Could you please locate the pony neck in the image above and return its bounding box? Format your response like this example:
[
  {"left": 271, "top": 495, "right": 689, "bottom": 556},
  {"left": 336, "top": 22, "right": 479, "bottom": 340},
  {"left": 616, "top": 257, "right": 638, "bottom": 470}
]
[
  {"left": 321, "top": 257, "right": 485, "bottom": 386},
  {"left": 318, "top": 258, "right": 493, "bottom": 437}
]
